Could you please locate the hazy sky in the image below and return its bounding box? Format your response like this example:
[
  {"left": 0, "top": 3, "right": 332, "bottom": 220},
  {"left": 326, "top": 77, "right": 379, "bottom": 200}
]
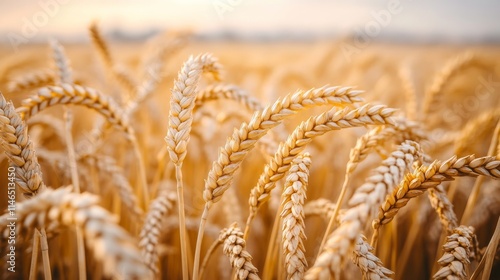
[{"left": 1, "top": 0, "right": 499, "bottom": 42}]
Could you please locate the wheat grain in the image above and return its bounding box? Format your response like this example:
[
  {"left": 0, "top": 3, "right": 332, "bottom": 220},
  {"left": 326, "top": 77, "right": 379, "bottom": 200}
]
[
  {"left": 433, "top": 225, "right": 474, "bottom": 280},
  {"left": 0, "top": 186, "right": 152, "bottom": 279},
  {"left": 280, "top": 153, "right": 311, "bottom": 280}
]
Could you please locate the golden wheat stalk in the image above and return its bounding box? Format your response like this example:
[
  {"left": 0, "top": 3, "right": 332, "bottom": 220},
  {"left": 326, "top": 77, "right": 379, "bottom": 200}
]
[
  {"left": 305, "top": 140, "right": 422, "bottom": 279},
  {"left": 165, "top": 53, "right": 221, "bottom": 280},
  {"left": 0, "top": 187, "right": 152, "bottom": 279}
]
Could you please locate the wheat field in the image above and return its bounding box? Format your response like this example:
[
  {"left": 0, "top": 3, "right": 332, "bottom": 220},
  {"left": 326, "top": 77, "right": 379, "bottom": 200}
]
[{"left": 0, "top": 25, "right": 499, "bottom": 280}]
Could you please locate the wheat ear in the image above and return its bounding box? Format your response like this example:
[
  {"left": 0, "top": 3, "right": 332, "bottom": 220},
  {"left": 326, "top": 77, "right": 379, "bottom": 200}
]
[
  {"left": 0, "top": 93, "right": 45, "bottom": 197},
  {"left": 428, "top": 185, "right": 458, "bottom": 235},
  {"left": 280, "top": 153, "right": 311, "bottom": 280},
  {"left": 305, "top": 140, "right": 422, "bottom": 279},
  {"left": 165, "top": 53, "right": 221, "bottom": 280},
  {"left": 17, "top": 84, "right": 131, "bottom": 132},
  {"left": 372, "top": 155, "right": 500, "bottom": 230},
  {"left": 246, "top": 104, "right": 397, "bottom": 235},
  {"left": 352, "top": 235, "right": 393, "bottom": 280},
  {"left": 17, "top": 84, "right": 150, "bottom": 207},
  {"left": 139, "top": 187, "right": 176, "bottom": 274},
  {"left": 194, "top": 85, "right": 363, "bottom": 278},
  {"left": 0, "top": 187, "right": 152, "bottom": 279},
  {"left": 433, "top": 226, "right": 475, "bottom": 280},
  {"left": 194, "top": 84, "right": 264, "bottom": 112},
  {"left": 8, "top": 69, "right": 55, "bottom": 92},
  {"left": 219, "top": 223, "right": 260, "bottom": 280},
  {"left": 304, "top": 199, "right": 337, "bottom": 220}
]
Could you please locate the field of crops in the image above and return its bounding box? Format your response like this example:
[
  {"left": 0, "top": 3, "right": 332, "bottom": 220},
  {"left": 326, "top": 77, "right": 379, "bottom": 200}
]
[{"left": 0, "top": 25, "right": 499, "bottom": 279}]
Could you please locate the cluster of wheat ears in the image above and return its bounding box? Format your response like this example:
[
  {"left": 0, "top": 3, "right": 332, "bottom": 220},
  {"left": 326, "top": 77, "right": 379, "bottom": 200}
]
[{"left": 0, "top": 23, "right": 499, "bottom": 280}]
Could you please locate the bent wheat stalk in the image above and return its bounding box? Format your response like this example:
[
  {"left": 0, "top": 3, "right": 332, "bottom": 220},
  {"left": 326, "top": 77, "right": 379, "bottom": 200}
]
[
  {"left": 165, "top": 53, "right": 221, "bottom": 280},
  {"left": 16, "top": 84, "right": 150, "bottom": 206},
  {"left": 305, "top": 140, "right": 422, "bottom": 279},
  {"left": 0, "top": 187, "right": 152, "bottom": 280},
  {"left": 246, "top": 104, "right": 397, "bottom": 237},
  {"left": 372, "top": 155, "right": 500, "bottom": 231},
  {"left": 194, "top": 85, "right": 364, "bottom": 278}
]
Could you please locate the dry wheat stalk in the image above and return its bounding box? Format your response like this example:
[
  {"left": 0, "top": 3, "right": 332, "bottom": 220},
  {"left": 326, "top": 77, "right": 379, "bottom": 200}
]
[
  {"left": 0, "top": 93, "right": 45, "bottom": 197},
  {"left": 165, "top": 53, "right": 221, "bottom": 280},
  {"left": 218, "top": 223, "right": 260, "bottom": 280},
  {"left": 372, "top": 155, "right": 500, "bottom": 230},
  {"left": 194, "top": 84, "right": 264, "bottom": 112},
  {"left": 305, "top": 140, "right": 422, "bottom": 279},
  {"left": 139, "top": 187, "right": 177, "bottom": 274},
  {"left": 0, "top": 187, "right": 152, "bottom": 279},
  {"left": 433, "top": 225, "right": 474, "bottom": 280},
  {"left": 280, "top": 153, "right": 311, "bottom": 280},
  {"left": 194, "top": 86, "right": 364, "bottom": 277},
  {"left": 352, "top": 235, "right": 393, "bottom": 280},
  {"left": 7, "top": 69, "right": 55, "bottom": 92},
  {"left": 17, "top": 84, "right": 132, "bottom": 134},
  {"left": 248, "top": 104, "right": 397, "bottom": 221}
]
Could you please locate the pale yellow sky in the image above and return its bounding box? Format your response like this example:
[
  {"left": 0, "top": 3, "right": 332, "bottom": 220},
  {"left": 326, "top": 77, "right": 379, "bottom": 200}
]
[{"left": 1, "top": 0, "right": 499, "bottom": 42}]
